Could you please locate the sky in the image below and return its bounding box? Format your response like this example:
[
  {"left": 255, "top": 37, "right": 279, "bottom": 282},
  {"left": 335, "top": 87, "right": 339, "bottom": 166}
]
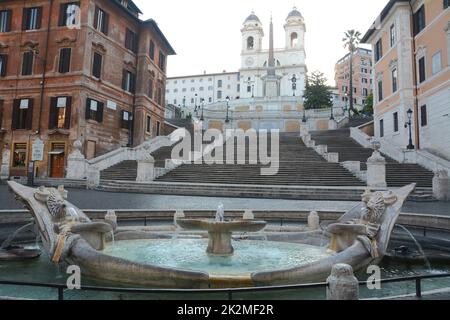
[{"left": 134, "top": 0, "right": 387, "bottom": 86}]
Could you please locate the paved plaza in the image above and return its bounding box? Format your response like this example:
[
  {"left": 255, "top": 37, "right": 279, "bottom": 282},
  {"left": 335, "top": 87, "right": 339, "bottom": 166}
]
[{"left": 0, "top": 184, "right": 448, "bottom": 215}]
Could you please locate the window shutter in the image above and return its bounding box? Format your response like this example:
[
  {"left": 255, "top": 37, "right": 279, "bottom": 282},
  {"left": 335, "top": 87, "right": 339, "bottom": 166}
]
[
  {"left": 22, "top": 8, "right": 28, "bottom": 30},
  {"left": 58, "top": 3, "right": 66, "bottom": 26},
  {"left": 0, "top": 55, "right": 7, "bottom": 76},
  {"left": 64, "top": 96, "right": 72, "bottom": 129},
  {"left": 131, "top": 73, "right": 136, "bottom": 93},
  {"left": 120, "top": 110, "right": 125, "bottom": 128},
  {"left": 85, "top": 98, "right": 91, "bottom": 120},
  {"left": 96, "top": 102, "right": 104, "bottom": 123},
  {"left": 103, "top": 12, "right": 109, "bottom": 35},
  {"left": 48, "top": 97, "right": 57, "bottom": 129},
  {"left": 11, "top": 99, "right": 20, "bottom": 129},
  {"left": 59, "top": 48, "right": 71, "bottom": 73},
  {"left": 26, "top": 99, "right": 34, "bottom": 130},
  {"left": 122, "top": 69, "right": 127, "bottom": 90},
  {"left": 93, "top": 6, "right": 99, "bottom": 30},
  {"left": 36, "top": 7, "right": 42, "bottom": 29},
  {"left": 6, "top": 9, "right": 12, "bottom": 32}
]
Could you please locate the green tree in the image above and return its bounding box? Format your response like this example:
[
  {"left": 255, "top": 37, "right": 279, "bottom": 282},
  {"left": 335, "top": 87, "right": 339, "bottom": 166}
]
[
  {"left": 342, "top": 29, "right": 362, "bottom": 116},
  {"left": 362, "top": 92, "right": 374, "bottom": 115},
  {"left": 304, "top": 71, "right": 333, "bottom": 110}
]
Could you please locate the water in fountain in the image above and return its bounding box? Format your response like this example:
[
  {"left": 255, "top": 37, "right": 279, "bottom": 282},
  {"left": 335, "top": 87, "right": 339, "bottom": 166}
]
[
  {"left": 172, "top": 210, "right": 184, "bottom": 240},
  {"left": 110, "top": 231, "right": 115, "bottom": 245},
  {"left": 1, "top": 222, "right": 34, "bottom": 249},
  {"left": 216, "top": 203, "right": 225, "bottom": 222},
  {"left": 397, "top": 225, "right": 432, "bottom": 271}
]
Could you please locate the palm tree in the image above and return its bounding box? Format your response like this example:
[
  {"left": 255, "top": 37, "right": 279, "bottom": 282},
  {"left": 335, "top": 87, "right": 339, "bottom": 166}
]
[{"left": 342, "top": 30, "right": 361, "bottom": 118}]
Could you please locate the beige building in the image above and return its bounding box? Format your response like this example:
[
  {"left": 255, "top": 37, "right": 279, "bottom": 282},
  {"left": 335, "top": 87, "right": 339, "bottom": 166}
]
[
  {"left": 334, "top": 48, "right": 373, "bottom": 109},
  {"left": 362, "top": 0, "right": 450, "bottom": 160}
]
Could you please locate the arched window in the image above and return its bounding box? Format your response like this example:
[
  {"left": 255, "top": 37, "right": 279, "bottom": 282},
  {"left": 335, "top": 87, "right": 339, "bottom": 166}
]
[
  {"left": 247, "top": 36, "right": 254, "bottom": 50},
  {"left": 291, "top": 32, "right": 298, "bottom": 48}
]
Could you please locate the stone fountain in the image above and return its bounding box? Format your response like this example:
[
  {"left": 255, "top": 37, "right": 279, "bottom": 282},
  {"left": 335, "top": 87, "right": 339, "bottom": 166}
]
[
  {"left": 5, "top": 181, "right": 416, "bottom": 288},
  {"left": 176, "top": 204, "right": 267, "bottom": 255}
]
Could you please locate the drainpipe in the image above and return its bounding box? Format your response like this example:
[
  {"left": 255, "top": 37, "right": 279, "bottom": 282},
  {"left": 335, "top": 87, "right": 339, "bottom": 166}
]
[
  {"left": 409, "top": 0, "right": 420, "bottom": 149},
  {"left": 37, "top": 0, "right": 54, "bottom": 135}
]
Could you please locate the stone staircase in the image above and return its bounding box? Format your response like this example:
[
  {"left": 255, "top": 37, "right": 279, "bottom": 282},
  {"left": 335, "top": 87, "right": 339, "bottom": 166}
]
[
  {"left": 155, "top": 132, "right": 365, "bottom": 187},
  {"left": 310, "top": 128, "right": 434, "bottom": 189}
]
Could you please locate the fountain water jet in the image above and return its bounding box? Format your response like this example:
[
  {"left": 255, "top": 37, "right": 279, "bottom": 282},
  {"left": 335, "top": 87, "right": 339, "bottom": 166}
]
[{"left": 396, "top": 225, "right": 432, "bottom": 271}]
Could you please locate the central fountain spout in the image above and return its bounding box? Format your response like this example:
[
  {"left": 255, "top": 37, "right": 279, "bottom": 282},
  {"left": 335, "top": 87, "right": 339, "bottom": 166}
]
[{"left": 176, "top": 205, "right": 266, "bottom": 256}]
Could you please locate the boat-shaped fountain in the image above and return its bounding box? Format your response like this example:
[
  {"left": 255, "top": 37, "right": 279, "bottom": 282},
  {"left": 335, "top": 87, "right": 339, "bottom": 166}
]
[{"left": 5, "top": 181, "right": 416, "bottom": 288}]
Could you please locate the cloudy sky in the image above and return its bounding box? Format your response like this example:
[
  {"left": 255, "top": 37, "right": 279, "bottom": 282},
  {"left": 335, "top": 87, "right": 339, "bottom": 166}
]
[{"left": 134, "top": 0, "right": 387, "bottom": 86}]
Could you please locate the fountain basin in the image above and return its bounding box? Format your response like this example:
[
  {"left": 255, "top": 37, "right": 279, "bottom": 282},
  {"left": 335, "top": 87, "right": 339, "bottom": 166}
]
[{"left": 176, "top": 219, "right": 267, "bottom": 255}]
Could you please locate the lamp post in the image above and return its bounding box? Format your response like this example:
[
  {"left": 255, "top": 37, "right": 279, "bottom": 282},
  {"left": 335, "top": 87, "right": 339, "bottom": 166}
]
[
  {"left": 200, "top": 98, "right": 205, "bottom": 121},
  {"left": 330, "top": 97, "right": 335, "bottom": 120},
  {"left": 194, "top": 94, "right": 198, "bottom": 116},
  {"left": 405, "top": 108, "right": 415, "bottom": 150},
  {"left": 225, "top": 96, "right": 230, "bottom": 123},
  {"left": 291, "top": 74, "right": 297, "bottom": 97}
]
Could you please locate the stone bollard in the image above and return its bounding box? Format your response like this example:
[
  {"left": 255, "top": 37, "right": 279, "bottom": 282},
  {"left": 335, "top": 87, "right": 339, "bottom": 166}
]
[
  {"left": 174, "top": 209, "right": 185, "bottom": 221},
  {"left": 326, "top": 264, "right": 359, "bottom": 300},
  {"left": 0, "top": 147, "right": 10, "bottom": 180},
  {"left": 366, "top": 142, "right": 386, "bottom": 188},
  {"left": 308, "top": 211, "right": 320, "bottom": 230},
  {"left": 243, "top": 210, "right": 254, "bottom": 220},
  {"left": 86, "top": 168, "right": 100, "bottom": 189},
  {"left": 327, "top": 152, "right": 339, "bottom": 163},
  {"left": 433, "top": 170, "right": 450, "bottom": 201},
  {"left": 66, "top": 140, "right": 87, "bottom": 179}
]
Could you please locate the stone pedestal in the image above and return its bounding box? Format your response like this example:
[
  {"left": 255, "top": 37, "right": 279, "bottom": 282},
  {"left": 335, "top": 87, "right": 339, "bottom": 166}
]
[
  {"left": 326, "top": 264, "right": 359, "bottom": 300},
  {"left": 243, "top": 210, "right": 254, "bottom": 220},
  {"left": 433, "top": 170, "right": 450, "bottom": 201},
  {"left": 308, "top": 211, "right": 320, "bottom": 230},
  {"left": 328, "top": 119, "right": 338, "bottom": 130},
  {"left": 366, "top": 143, "right": 387, "bottom": 188},
  {"left": 207, "top": 231, "right": 234, "bottom": 256},
  {"left": 86, "top": 168, "right": 100, "bottom": 189},
  {"left": 66, "top": 140, "right": 87, "bottom": 179},
  {"left": 0, "top": 148, "right": 10, "bottom": 180},
  {"left": 327, "top": 152, "right": 339, "bottom": 163},
  {"left": 136, "top": 153, "right": 155, "bottom": 182},
  {"left": 315, "top": 145, "right": 328, "bottom": 156}
]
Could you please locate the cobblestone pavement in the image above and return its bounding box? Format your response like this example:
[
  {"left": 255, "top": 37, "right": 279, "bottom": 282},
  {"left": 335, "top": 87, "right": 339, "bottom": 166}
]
[{"left": 0, "top": 185, "right": 449, "bottom": 215}]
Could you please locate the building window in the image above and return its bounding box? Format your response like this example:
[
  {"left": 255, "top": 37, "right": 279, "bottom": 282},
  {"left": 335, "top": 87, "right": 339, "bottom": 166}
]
[
  {"left": 85, "top": 98, "right": 104, "bottom": 122},
  {"left": 121, "top": 110, "right": 131, "bottom": 129},
  {"left": 0, "top": 54, "right": 7, "bottom": 77},
  {"left": 22, "top": 51, "right": 34, "bottom": 76},
  {"left": 49, "top": 96, "right": 71, "bottom": 129},
  {"left": 0, "top": 9, "right": 12, "bottom": 32},
  {"left": 159, "top": 52, "right": 166, "bottom": 71},
  {"left": 418, "top": 57, "right": 426, "bottom": 83},
  {"left": 92, "top": 52, "right": 102, "bottom": 78},
  {"left": 59, "top": 48, "right": 71, "bottom": 73},
  {"left": 217, "top": 90, "right": 222, "bottom": 99},
  {"left": 413, "top": 5, "right": 426, "bottom": 36},
  {"left": 445, "top": 0, "right": 450, "bottom": 9},
  {"left": 208, "top": 97, "right": 212, "bottom": 103},
  {"left": 375, "top": 39, "right": 383, "bottom": 62},
  {"left": 22, "top": 7, "right": 42, "bottom": 31},
  {"left": 362, "top": 88, "right": 368, "bottom": 97},
  {"left": 122, "top": 70, "right": 136, "bottom": 93},
  {"left": 390, "top": 24, "right": 396, "bottom": 47},
  {"left": 392, "top": 68, "right": 398, "bottom": 93},
  {"left": 149, "top": 40, "right": 155, "bottom": 60},
  {"left": 156, "top": 121, "right": 161, "bottom": 136},
  {"left": 432, "top": 51, "right": 442, "bottom": 75},
  {"left": 247, "top": 37, "right": 254, "bottom": 50},
  {"left": 59, "top": 2, "right": 80, "bottom": 27},
  {"left": 146, "top": 115, "right": 151, "bottom": 133},
  {"left": 378, "top": 80, "right": 383, "bottom": 101},
  {"left": 420, "top": 105, "right": 428, "bottom": 127},
  {"left": 12, "top": 99, "right": 33, "bottom": 130},
  {"left": 393, "top": 112, "right": 399, "bottom": 132},
  {"left": 291, "top": 32, "right": 298, "bottom": 47},
  {"left": 12, "top": 143, "right": 28, "bottom": 168},
  {"left": 125, "top": 29, "right": 137, "bottom": 53},
  {"left": 218, "top": 80, "right": 223, "bottom": 88},
  {"left": 93, "top": 6, "right": 108, "bottom": 34},
  {"left": 379, "top": 119, "right": 384, "bottom": 138}
]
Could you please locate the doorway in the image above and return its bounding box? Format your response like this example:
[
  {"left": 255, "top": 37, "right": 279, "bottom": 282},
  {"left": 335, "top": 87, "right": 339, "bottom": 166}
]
[{"left": 49, "top": 142, "right": 66, "bottom": 178}]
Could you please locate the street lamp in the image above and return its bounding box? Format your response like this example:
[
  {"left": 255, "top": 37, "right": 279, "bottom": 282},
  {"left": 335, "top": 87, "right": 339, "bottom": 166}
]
[
  {"left": 302, "top": 94, "right": 307, "bottom": 123},
  {"left": 405, "top": 108, "right": 415, "bottom": 150},
  {"left": 225, "top": 96, "right": 230, "bottom": 123},
  {"left": 194, "top": 94, "right": 198, "bottom": 116},
  {"left": 200, "top": 98, "right": 205, "bottom": 121},
  {"left": 291, "top": 74, "right": 297, "bottom": 97}
]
